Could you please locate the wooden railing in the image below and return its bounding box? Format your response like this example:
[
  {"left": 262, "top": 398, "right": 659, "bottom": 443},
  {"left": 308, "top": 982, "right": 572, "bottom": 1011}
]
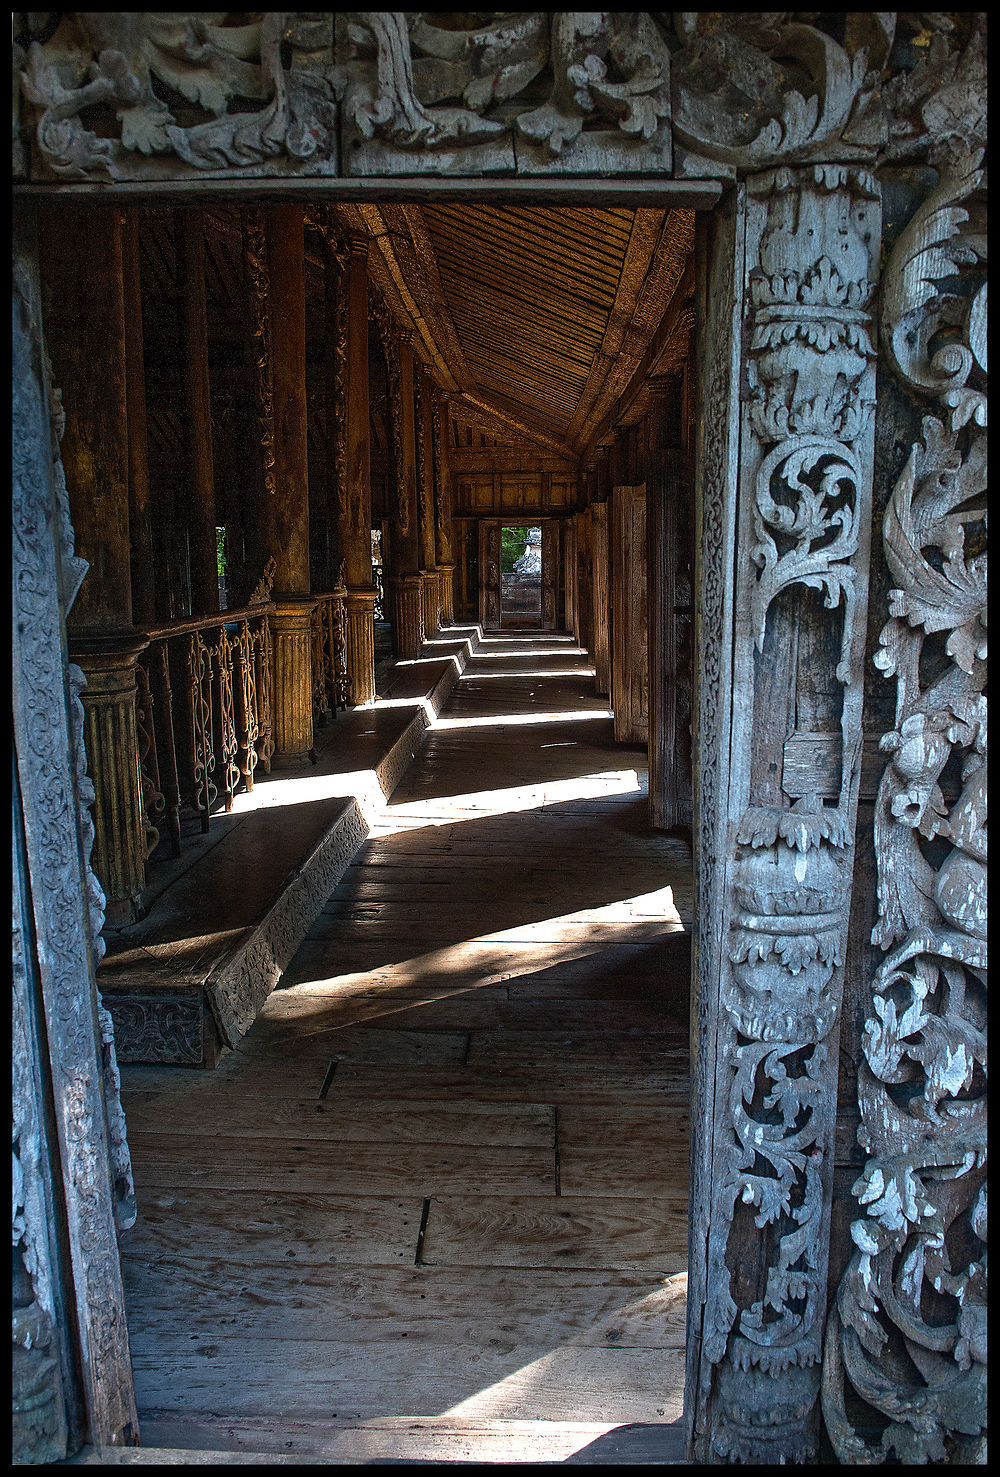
[
  {"left": 135, "top": 603, "right": 274, "bottom": 863},
  {"left": 311, "top": 589, "right": 349, "bottom": 724}
]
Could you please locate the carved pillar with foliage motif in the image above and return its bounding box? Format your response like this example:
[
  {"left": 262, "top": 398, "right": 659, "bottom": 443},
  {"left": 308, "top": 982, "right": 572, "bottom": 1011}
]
[
  {"left": 416, "top": 366, "right": 440, "bottom": 637},
  {"left": 688, "top": 164, "right": 880, "bottom": 1464},
  {"left": 341, "top": 232, "right": 377, "bottom": 703},
  {"left": 433, "top": 390, "right": 456, "bottom": 624},
  {"left": 388, "top": 330, "right": 424, "bottom": 660},
  {"left": 264, "top": 204, "right": 315, "bottom": 764}
]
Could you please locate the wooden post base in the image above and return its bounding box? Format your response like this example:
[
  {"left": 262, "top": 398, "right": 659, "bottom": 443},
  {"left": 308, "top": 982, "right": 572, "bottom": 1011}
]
[
  {"left": 344, "top": 590, "right": 377, "bottom": 706},
  {"left": 437, "top": 562, "right": 456, "bottom": 625},
  {"left": 71, "top": 635, "right": 150, "bottom": 928},
  {"left": 421, "top": 569, "right": 441, "bottom": 638},
  {"left": 269, "top": 596, "right": 316, "bottom": 768},
  {"left": 391, "top": 575, "right": 424, "bottom": 661}
]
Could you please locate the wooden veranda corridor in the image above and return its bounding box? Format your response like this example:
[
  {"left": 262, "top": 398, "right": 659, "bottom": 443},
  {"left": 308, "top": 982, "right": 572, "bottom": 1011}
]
[{"left": 118, "top": 632, "right": 693, "bottom": 1465}]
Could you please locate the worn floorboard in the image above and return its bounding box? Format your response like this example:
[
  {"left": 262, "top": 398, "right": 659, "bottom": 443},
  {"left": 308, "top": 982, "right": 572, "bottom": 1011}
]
[{"left": 119, "top": 632, "right": 694, "bottom": 1463}]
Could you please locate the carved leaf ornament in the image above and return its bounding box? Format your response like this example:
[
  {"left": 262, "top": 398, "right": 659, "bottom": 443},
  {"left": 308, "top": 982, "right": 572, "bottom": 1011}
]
[{"left": 821, "top": 28, "right": 988, "bottom": 1463}]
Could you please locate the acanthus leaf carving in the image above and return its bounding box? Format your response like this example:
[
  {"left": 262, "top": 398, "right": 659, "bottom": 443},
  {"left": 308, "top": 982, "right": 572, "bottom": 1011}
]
[
  {"left": 20, "top": 13, "right": 335, "bottom": 179},
  {"left": 822, "top": 60, "right": 987, "bottom": 1462}
]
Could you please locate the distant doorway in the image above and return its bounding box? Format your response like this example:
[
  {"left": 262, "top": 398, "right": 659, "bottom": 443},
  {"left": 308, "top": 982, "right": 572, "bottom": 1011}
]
[{"left": 500, "top": 523, "right": 542, "bottom": 627}]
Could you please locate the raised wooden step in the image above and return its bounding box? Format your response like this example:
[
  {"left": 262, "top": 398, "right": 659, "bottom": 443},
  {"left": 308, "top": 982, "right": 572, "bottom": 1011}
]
[{"left": 100, "top": 626, "right": 483, "bottom": 1066}]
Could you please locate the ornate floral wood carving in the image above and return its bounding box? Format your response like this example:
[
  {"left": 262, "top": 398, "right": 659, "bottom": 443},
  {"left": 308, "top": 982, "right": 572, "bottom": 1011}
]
[
  {"left": 371, "top": 286, "right": 409, "bottom": 538},
  {"left": 19, "top": 13, "right": 336, "bottom": 180},
  {"left": 822, "top": 38, "right": 987, "bottom": 1460},
  {"left": 241, "top": 208, "right": 277, "bottom": 501},
  {"left": 336, "top": 11, "right": 672, "bottom": 171},
  {"left": 695, "top": 160, "right": 879, "bottom": 1463},
  {"left": 13, "top": 226, "right": 138, "bottom": 1449}
]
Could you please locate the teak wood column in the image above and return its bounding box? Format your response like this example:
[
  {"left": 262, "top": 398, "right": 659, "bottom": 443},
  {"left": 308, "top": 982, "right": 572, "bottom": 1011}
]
[
  {"left": 177, "top": 210, "right": 218, "bottom": 616},
  {"left": 590, "top": 500, "right": 611, "bottom": 695},
  {"left": 264, "top": 205, "right": 315, "bottom": 765},
  {"left": 122, "top": 213, "right": 155, "bottom": 626},
  {"left": 575, "top": 507, "right": 593, "bottom": 655},
  {"left": 416, "top": 369, "right": 440, "bottom": 637},
  {"left": 433, "top": 390, "right": 456, "bottom": 624},
  {"left": 341, "top": 233, "right": 376, "bottom": 704},
  {"left": 390, "top": 332, "right": 423, "bottom": 660},
  {"left": 38, "top": 203, "right": 148, "bottom": 926},
  {"left": 648, "top": 444, "right": 686, "bottom": 830},
  {"left": 611, "top": 483, "right": 648, "bottom": 744}
]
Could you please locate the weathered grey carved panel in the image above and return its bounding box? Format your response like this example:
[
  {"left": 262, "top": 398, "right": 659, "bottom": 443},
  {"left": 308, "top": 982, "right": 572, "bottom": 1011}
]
[
  {"left": 13, "top": 213, "right": 138, "bottom": 1450},
  {"left": 692, "top": 161, "right": 880, "bottom": 1463},
  {"left": 822, "top": 31, "right": 987, "bottom": 1459}
]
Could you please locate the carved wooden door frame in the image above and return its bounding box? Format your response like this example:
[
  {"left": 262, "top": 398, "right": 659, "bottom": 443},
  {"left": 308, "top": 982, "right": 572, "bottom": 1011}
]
[{"left": 12, "top": 16, "right": 987, "bottom": 1462}]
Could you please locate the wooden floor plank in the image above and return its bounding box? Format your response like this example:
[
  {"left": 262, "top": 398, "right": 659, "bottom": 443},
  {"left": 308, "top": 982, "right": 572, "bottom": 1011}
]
[
  {"left": 122, "top": 1096, "right": 555, "bottom": 1148},
  {"left": 123, "top": 1257, "right": 687, "bottom": 1349},
  {"left": 128, "top": 1334, "right": 686, "bottom": 1425},
  {"left": 121, "top": 1188, "right": 423, "bottom": 1266},
  {"left": 420, "top": 1194, "right": 687, "bottom": 1273},
  {"left": 128, "top": 1136, "right": 556, "bottom": 1197}
]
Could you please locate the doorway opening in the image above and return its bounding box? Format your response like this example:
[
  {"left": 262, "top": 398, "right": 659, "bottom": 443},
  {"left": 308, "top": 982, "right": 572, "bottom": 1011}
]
[{"left": 500, "top": 523, "right": 542, "bottom": 628}]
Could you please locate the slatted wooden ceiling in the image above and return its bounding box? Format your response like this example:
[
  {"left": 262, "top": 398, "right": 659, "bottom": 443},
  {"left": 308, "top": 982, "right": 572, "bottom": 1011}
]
[{"left": 420, "top": 204, "right": 635, "bottom": 439}]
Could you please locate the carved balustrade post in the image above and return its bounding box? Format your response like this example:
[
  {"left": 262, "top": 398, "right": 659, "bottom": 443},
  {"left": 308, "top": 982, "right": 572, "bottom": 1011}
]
[
  {"left": 263, "top": 204, "right": 315, "bottom": 764},
  {"left": 37, "top": 202, "right": 150, "bottom": 928},
  {"left": 433, "top": 390, "right": 456, "bottom": 624},
  {"left": 688, "top": 165, "right": 881, "bottom": 1463}
]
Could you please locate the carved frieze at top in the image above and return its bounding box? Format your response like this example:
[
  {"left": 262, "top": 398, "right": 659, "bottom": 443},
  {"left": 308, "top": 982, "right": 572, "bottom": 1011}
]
[
  {"left": 17, "top": 12, "right": 337, "bottom": 181},
  {"left": 13, "top": 14, "right": 988, "bottom": 185}
]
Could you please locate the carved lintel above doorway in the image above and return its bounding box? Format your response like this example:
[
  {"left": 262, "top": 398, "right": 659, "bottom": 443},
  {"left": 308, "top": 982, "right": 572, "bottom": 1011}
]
[{"left": 16, "top": 14, "right": 984, "bottom": 188}]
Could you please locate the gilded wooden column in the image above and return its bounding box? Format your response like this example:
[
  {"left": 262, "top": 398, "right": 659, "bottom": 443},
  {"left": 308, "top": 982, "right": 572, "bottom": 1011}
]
[
  {"left": 433, "top": 390, "right": 456, "bottom": 624},
  {"left": 265, "top": 204, "right": 315, "bottom": 765},
  {"left": 38, "top": 203, "right": 149, "bottom": 926},
  {"left": 341, "top": 232, "right": 377, "bottom": 703},
  {"left": 177, "top": 209, "right": 219, "bottom": 615}
]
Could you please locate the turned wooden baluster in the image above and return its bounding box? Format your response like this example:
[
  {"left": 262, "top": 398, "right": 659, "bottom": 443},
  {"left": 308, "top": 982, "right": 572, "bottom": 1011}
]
[
  {"left": 187, "top": 630, "right": 215, "bottom": 830},
  {"left": 154, "top": 642, "right": 183, "bottom": 857},
  {"left": 214, "top": 624, "right": 240, "bottom": 811},
  {"left": 255, "top": 617, "right": 274, "bottom": 773},
  {"left": 331, "top": 593, "right": 348, "bottom": 711},
  {"left": 134, "top": 658, "right": 164, "bottom": 873},
  {"left": 311, "top": 604, "right": 328, "bottom": 723},
  {"left": 235, "top": 619, "right": 259, "bottom": 793}
]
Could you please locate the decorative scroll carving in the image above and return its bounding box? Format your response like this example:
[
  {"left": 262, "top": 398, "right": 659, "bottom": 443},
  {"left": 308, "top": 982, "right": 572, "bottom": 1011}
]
[
  {"left": 14, "top": 231, "right": 138, "bottom": 1447},
  {"left": 671, "top": 13, "right": 894, "bottom": 174},
  {"left": 823, "top": 87, "right": 987, "bottom": 1460},
  {"left": 19, "top": 13, "right": 336, "bottom": 180},
  {"left": 371, "top": 288, "right": 409, "bottom": 538},
  {"left": 698, "top": 161, "right": 879, "bottom": 1462},
  {"left": 335, "top": 11, "right": 671, "bottom": 167},
  {"left": 242, "top": 210, "right": 276, "bottom": 501},
  {"left": 248, "top": 554, "right": 277, "bottom": 607}
]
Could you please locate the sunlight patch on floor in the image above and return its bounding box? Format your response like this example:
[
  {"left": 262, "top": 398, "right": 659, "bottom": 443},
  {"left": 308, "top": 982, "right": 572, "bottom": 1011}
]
[{"left": 374, "top": 768, "right": 642, "bottom": 834}]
